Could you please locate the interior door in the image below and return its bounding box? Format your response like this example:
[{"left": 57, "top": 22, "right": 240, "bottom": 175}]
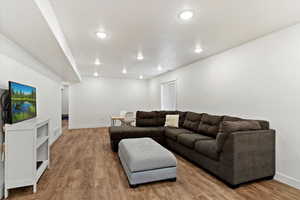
[{"left": 161, "top": 80, "right": 177, "bottom": 110}]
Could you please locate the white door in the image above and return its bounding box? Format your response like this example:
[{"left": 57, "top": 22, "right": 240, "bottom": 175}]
[
  {"left": 161, "top": 81, "right": 177, "bottom": 110},
  {"left": 61, "top": 85, "right": 69, "bottom": 119}
]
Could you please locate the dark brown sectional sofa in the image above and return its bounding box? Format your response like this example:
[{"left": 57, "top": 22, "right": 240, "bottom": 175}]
[{"left": 109, "top": 111, "right": 275, "bottom": 188}]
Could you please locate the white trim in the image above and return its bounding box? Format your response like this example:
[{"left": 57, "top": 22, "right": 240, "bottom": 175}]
[
  {"left": 275, "top": 172, "right": 300, "bottom": 189},
  {"left": 33, "top": 0, "right": 82, "bottom": 82},
  {"left": 69, "top": 122, "right": 109, "bottom": 129}
]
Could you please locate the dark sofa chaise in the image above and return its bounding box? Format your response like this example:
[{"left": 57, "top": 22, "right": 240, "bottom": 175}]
[{"left": 109, "top": 111, "right": 275, "bottom": 187}]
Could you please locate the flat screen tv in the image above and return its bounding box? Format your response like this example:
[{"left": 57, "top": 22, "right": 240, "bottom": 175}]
[{"left": 8, "top": 81, "right": 37, "bottom": 124}]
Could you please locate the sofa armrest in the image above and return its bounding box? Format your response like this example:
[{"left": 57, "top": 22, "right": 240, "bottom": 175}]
[{"left": 218, "top": 129, "right": 275, "bottom": 185}]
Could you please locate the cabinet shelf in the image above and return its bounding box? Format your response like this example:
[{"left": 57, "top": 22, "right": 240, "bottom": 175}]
[
  {"left": 4, "top": 118, "right": 50, "bottom": 198},
  {"left": 36, "top": 136, "right": 49, "bottom": 148},
  {"left": 36, "top": 160, "right": 49, "bottom": 181}
]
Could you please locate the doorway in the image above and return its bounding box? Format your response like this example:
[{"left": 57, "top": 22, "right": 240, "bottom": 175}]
[
  {"left": 161, "top": 80, "right": 177, "bottom": 110},
  {"left": 61, "top": 85, "right": 69, "bottom": 130}
]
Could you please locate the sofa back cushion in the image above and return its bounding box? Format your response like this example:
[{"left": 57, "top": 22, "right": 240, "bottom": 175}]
[
  {"left": 223, "top": 115, "right": 269, "bottom": 130},
  {"left": 216, "top": 117, "right": 267, "bottom": 153},
  {"left": 178, "top": 111, "right": 187, "bottom": 127},
  {"left": 220, "top": 120, "right": 262, "bottom": 133},
  {"left": 136, "top": 110, "right": 187, "bottom": 127},
  {"left": 136, "top": 111, "right": 159, "bottom": 127},
  {"left": 197, "top": 113, "right": 223, "bottom": 138},
  {"left": 156, "top": 111, "right": 176, "bottom": 126},
  {"left": 183, "top": 112, "right": 202, "bottom": 131}
]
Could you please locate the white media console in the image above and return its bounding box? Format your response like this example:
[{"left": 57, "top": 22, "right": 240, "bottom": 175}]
[{"left": 4, "top": 118, "right": 50, "bottom": 198}]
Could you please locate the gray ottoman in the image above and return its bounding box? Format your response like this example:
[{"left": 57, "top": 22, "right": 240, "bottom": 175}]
[{"left": 118, "top": 137, "right": 177, "bottom": 187}]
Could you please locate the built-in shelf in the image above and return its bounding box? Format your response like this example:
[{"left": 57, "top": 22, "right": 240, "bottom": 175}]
[
  {"left": 36, "top": 160, "right": 49, "bottom": 181},
  {"left": 36, "top": 161, "right": 43, "bottom": 170},
  {"left": 36, "top": 136, "right": 49, "bottom": 148}
]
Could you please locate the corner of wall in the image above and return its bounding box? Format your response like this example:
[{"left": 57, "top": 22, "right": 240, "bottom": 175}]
[{"left": 275, "top": 172, "right": 300, "bottom": 190}]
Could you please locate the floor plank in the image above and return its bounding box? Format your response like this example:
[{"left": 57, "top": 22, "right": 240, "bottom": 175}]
[{"left": 7, "top": 121, "right": 300, "bottom": 200}]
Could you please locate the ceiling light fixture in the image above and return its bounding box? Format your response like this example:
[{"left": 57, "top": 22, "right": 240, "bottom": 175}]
[
  {"left": 122, "top": 68, "right": 127, "bottom": 74},
  {"left": 96, "top": 31, "right": 107, "bottom": 39},
  {"left": 93, "top": 71, "right": 99, "bottom": 77},
  {"left": 139, "top": 75, "right": 143, "bottom": 79},
  {"left": 179, "top": 10, "right": 194, "bottom": 21},
  {"left": 157, "top": 65, "right": 162, "bottom": 71},
  {"left": 137, "top": 53, "right": 144, "bottom": 60},
  {"left": 194, "top": 46, "right": 203, "bottom": 54},
  {"left": 94, "top": 58, "right": 101, "bottom": 65}
]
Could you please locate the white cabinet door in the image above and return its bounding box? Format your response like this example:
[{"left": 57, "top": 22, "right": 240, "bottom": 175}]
[{"left": 5, "top": 129, "right": 35, "bottom": 187}]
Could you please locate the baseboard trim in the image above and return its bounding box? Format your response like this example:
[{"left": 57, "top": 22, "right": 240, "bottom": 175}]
[
  {"left": 69, "top": 122, "right": 109, "bottom": 129},
  {"left": 275, "top": 172, "right": 300, "bottom": 189}
]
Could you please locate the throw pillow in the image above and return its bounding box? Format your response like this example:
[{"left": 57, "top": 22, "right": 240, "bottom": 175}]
[{"left": 165, "top": 115, "right": 179, "bottom": 128}]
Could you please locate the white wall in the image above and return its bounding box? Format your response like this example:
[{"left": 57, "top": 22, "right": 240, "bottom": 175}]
[
  {"left": 62, "top": 85, "right": 69, "bottom": 115},
  {"left": 0, "top": 33, "right": 63, "bottom": 144},
  {"left": 0, "top": 33, "right": 63, "bottom": 199},
  {"left": 69, "top": 77, "right": 150, "bottom": 129},
  {"left": 0, "top": 90, "right": 5, "bottom": 198},
  {"left": 149, "top": 24, "right": 300, "bottom": 189}
]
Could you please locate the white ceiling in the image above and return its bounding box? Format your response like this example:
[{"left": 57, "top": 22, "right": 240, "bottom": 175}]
[
  {"left": 1, "top": 0, "right": 300, "bottom": 81},
  {"left": 0, "top": 0, "right": 80, "bottom": 82}
]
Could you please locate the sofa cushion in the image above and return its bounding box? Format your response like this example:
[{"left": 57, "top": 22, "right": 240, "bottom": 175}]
[
  {"left": 155, "top": 111, "right": 187, "bottom": 127},
  {"left": 177, "top": 133, "right": 213, "bottom": 149},
  {"left": 136, "top": 111, "right": 159, "bottom": 127},
  {"left": 197, "top": 113, "right": 223, "bottom": 138},
  {"left": 222, "top": 115, "right": 242, "bottom": 122},
  {"left": 195, "top": 140, "right": 219, "bottom": 161},
  {"left": 118, "top": 138, "right": 177, "bottom": 172},
  {"left": 183, "top": 112, "right": 202, "bottom": 131},
  {"left": 156, "top": 111, "right": 177, "bottom": 126},
  {"left": 178, "top": 111, "right": 187, "bottom": 127},
  {"left": 109, "top": 126, "right": 164, "bottom": 140},
  {"left": 223, "top": 115, "right": 269, "bottom": 130},
  {"left": 216, "top": 120, "right": 262, "bottom": 153},
  {"left": 165, "top": 127, "right": 193, "bottom": 141},
  {"left": 137, "top": 111, "right": 157, "bottom": 118},
  {"left": 220, "top": 120, "right": 262, "bottom": 133}
]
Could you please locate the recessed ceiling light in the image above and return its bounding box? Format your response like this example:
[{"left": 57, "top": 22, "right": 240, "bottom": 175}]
[
  {"left": 137, "top": 53, "right": 144, "bottom": 60},
  {"left": 96, "top": 31, "right": 107, "bottom": 39},
  {"left": 157, "top": 65, "right": 162, "bottom": 71},
  {"left": 139, "top": 75, "right": 143, "bottom": 79},
  {"left": 94, "top": 58, "right": 101, "bottom": 65},
  {"left": 179, "top": 10, "right": 194, "bottom": 21},
  {"left": 93, "top": 71, "right": 99, "bottom": 77},
  {"left": 122, "top": 68, "right": 127, "bottom": 74},
  {"left": 194, "top": 46, "right": 203, "bottom": 54}
]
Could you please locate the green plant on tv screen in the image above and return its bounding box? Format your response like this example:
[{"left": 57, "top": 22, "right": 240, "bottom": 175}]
[{"left": 10, "top": 82, "right": 37, "bottom": 123}]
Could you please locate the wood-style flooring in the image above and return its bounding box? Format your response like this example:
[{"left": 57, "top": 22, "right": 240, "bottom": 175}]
[{"left": 8, "top": 121, "right": 300, "bottom": 200}]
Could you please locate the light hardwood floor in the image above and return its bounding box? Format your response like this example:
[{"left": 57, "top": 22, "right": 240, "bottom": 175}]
[{"left": 8, "top": 121, "right": 300, "bottom": 200}]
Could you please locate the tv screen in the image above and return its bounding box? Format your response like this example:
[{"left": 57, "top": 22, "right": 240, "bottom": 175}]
[{"left": 9, "top": 81, "right": 37, "bottom": 124}]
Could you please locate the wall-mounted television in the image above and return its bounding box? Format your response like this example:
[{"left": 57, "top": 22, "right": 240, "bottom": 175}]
[{"left": 8, "top": 81, "right": 37, "bottom": 124}]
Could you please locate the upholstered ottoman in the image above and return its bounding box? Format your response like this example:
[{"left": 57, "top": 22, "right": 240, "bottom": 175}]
[{"left": 118, "top": 137, "right": 177, "bottom": 187}]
